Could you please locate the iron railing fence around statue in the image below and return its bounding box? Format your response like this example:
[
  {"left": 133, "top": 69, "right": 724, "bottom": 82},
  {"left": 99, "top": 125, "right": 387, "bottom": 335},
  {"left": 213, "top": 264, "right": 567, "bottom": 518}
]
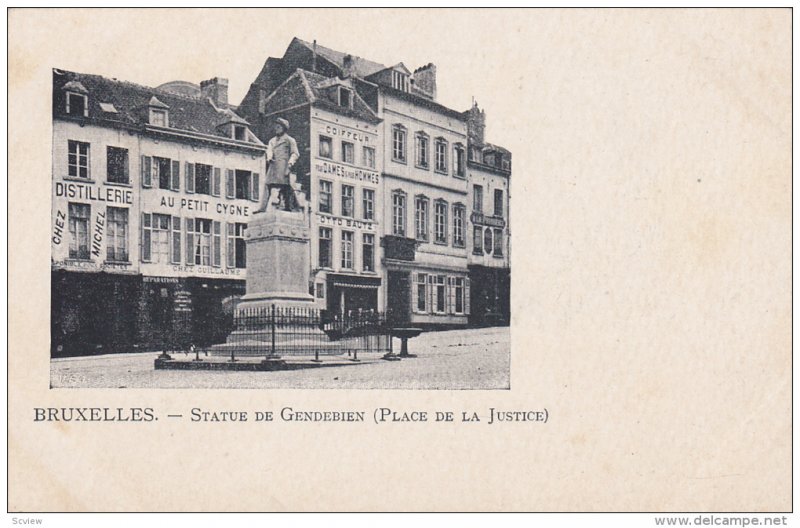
[{"left": 201, "top": 306, "right": 393, "bottom": 359}]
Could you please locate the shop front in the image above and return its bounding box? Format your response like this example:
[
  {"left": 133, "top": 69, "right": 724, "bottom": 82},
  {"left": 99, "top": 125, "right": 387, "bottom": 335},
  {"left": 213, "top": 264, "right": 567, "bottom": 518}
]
[
  {"left": 325, "top": 273, "right": 381, "bottom": 317},
  {"left": 51, "top": 269, "right": 140, "bottom": 357}
]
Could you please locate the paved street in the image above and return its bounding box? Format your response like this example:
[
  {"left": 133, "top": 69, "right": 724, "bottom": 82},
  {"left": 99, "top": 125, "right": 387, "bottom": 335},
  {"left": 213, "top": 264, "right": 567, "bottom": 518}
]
[{"left": 50, "top": 327, "right": 510, "bottom": 389}]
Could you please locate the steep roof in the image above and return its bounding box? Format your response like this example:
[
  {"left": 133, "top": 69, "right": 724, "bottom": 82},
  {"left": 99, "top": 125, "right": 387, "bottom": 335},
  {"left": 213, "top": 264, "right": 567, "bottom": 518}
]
[
  {"left": 292, "top": 37, "right": 388, "bottom": 78},
  {"left": 262, "top": 68, "right": 381, "bottom": 124},
  {"left": 52, "top": 68, "right": 260, "bottom": 144}
]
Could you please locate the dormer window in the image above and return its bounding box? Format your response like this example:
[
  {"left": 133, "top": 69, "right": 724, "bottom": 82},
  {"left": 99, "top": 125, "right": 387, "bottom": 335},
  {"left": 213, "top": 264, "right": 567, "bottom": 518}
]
[
  {"left": 150, "top": 109, "right": 167, "bottom": 127},
  {"left": 392, "top": 70, "right": 409, "bottom": 92},
  {"left": 147, "top": 96, "right": 170, "bottom": 127},
  {"left": 62, "top": 80, "right": 89, "bottom": 117},
  {"left": 338, "top": 87, "right": 352, "bottom": 109},
  {"left": 233, "top": 124, "right": 247, "bottom": 141},
  {"left": 66, "top": 92, "right": 88, "bottom": 117}
]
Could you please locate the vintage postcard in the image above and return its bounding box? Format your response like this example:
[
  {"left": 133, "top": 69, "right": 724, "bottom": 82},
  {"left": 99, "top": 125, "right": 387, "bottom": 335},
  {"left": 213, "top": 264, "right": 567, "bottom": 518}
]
[{"left": 7, "top": 7, "right": 792, "bottom": 514}]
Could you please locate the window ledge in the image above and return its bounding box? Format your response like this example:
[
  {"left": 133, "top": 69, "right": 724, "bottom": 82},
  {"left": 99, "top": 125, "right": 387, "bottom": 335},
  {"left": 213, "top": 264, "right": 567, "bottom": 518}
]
[
  {"left": 392, "top": 158, "right": 407, "bottom": 165},
  {"left": 105, "top": 259, "right": 130, "bottom": 265},
  {"left": 415, "top": 164, "right": 430, "bottom": 171},
  {"left": 434, "top": 240, "right": 448, "bottom": 246},
  {"left": 63, "top": 176, "right": 95, "bottom": 183},
  {"left": 434, "top": 169, "right": 448, "bottom": 175},
  {"left": 105, "top": 181, "right": 132, "bottom": 188}
]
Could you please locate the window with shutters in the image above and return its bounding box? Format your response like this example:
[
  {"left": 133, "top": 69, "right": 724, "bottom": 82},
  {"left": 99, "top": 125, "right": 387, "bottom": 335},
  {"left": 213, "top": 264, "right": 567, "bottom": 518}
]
[
  {"left": 148, "top": 213, "right": 172, "bottom": 264},
  {"left": 156, "top": 158, "right": 169, "bottom": 189},
  {"left": 453, "top": 204, "right": 466, "bottom": 247},
  {"left": 319, "top": 180, "right": 333, "bottom": 213},
  {"left": 416, "top": 273, "right": 428, "bottom": 313},
  {"left": 362, "top": 233, "right": 374, "bottom": 272},
  {"left": 362, "top": 189, "right": 375, "bottom": 221},
  {"left": 319, "top": 227, "right": 332, "bottom": 268},
  {"left": 67, "top": 140, "right": 90, "bottom": 179},
  {"left": 415, "top": 132, "right": 429, "bottom": 169},
  {"left": 186, "top": 218, "right": 219, "bottom": 266},
  {"left": 392, "top": 125, "right": 407, "bottom": 163},
  {"left": 392, "top": 191, "right": 407, "bottom": 236},
  {"left": 342, "top": 141, "right": 355, "bottom": 164},
  {"left": 473, "top": 225, "right": 483, "bottom": 255},
  {"left": 341, "top": 185, "right": 354, "bottom": 217},
  {"left": 415, "top": 196, "right": 429, "bottom": 241},
  {"left": 194, "top": 163, "right": 212, "bottom": 195},
  {"left": 235, "top": 170, "right": 254, "bottom": 200},
  {"left": 434, "top": 200, "right": 448, "bottom": 244},
  {"left": 65, "top": 92, "right": 88, "bottom": 117},
  {"left": 68, "top": 203, "right": 90, "bottom": 259},
  {"left": 106, "top": 207, "right": 129, "bottom": 262},
  {"left": 453, "top": 277, "right": 466, "bottom": 314},
  {"left": 227, "top": 222, "right": 247, "bottom": 268},
  {"left": 434, "top": 138, "right": 448, "bottom": 173},
  {"left": 341, "top": 231, "right": 354, "bottom": 270},
  {"left": 435, "top": 275, "right": 446, "bottom": 313},
  {"left": 106, "top": 146, "right": 129, "bottom": 184}
]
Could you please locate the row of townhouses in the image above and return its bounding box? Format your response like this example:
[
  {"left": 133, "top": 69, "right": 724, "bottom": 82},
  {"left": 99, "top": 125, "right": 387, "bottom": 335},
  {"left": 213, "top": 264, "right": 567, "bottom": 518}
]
[{"left": 51, "top": 37, "right": 511, "bottom": 356}]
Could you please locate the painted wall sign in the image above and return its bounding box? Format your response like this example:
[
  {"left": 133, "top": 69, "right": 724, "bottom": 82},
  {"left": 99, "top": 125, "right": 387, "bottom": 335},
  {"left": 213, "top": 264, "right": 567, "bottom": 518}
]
[
  {"left": 470, "top": 212, "right": 506, "bottom": 228},
  {"left": 53, "top": 260, "right": 133, "bottom": 272},
  {"left": 313, "top": 161, "right": 380, "bottom": 185},
  {"left": 170, "top": 265, "right": 242, "bottom": 276},
  {"left": 323, "top": 124, "right": 373, "bottom": 144},
  {"left": 55, "top": 181, "right": 133, "bottom": 205},
  {"left": 317, "top": 213, "right": 376, "bottom": 231},
  {"left": 52, "top": 209, "right": 66, "bottom": 245},
  {"left": 153, "top": 196, "right": 251, "bottom": 217},
  {"left": 143, "top": 276, "right": 180, "bottom": 284},
  {"left": 91, "top": 210, "right": 105, "bottom": 258}
]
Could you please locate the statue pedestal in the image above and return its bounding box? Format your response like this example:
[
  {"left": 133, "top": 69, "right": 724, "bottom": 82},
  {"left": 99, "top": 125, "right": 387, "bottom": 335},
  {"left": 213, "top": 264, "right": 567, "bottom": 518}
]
[{"left": 236, "top": 207, "right": 314, "bottom": 312}]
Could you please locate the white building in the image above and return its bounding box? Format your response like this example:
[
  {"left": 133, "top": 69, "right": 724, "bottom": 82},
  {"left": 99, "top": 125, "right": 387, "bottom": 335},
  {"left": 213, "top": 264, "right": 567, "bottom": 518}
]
[{"left": 51, "top": 69, "right": 266, "bottom": 355}]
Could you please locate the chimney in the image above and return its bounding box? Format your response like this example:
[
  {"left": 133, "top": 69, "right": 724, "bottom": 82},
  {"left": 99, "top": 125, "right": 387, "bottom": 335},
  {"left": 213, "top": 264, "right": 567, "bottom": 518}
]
[
  {"left": 200, "top": 77, "right": 229, "bottom": 107},
  {"left": 342, "top": 54, "right": 355, "bottom": 79},
  {"left": 466, "top": 100, "right": 486, "bottom": 145},
  {"left": 312, "top": 40, "right": 317, "bottom": 73},
  {"left": 412, "top": 63, "right": 437, "bottom": 100}
]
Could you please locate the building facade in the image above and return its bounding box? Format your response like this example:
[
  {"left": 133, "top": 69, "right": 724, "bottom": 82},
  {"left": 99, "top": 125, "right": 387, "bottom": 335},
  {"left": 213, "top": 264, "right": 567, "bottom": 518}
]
[
  {"left": 464, "top": 103, "right": 512, "bottom": 326},
  {"left": 52, "top": 38, "right": 512, "bottom": 356},
  {"left": 51, "top": 69, "right": 266, "bottom": 355},
  {"left": 240, "top": 39, "right": 482, "bottom": 328},
  {"left": 239, "top": 68, "right": 385, "bottom": 317}
]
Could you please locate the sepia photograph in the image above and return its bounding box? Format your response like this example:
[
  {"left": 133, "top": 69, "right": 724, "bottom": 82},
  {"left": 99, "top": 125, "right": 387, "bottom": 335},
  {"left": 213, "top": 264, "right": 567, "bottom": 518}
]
[{"left": 49, "top": 34, "right": 511, "bottom": 389}]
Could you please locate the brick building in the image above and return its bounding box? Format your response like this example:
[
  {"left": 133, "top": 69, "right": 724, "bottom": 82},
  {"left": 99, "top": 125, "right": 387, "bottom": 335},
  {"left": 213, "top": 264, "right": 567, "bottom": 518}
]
[{"left": 51, "top": 69, "right": 266, "bottom": 356}]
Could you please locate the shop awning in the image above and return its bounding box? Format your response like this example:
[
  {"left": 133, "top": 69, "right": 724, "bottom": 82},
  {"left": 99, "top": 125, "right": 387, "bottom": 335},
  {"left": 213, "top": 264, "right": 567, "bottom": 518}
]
[{"left": 328, "top": 274, "right": 382, "bottom": 290}]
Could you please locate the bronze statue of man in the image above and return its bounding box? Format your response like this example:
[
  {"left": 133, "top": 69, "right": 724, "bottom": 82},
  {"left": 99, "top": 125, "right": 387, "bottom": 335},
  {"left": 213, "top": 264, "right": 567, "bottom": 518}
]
[{"left": 255, "top": 117, "right": 299, "bottom": 212}]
